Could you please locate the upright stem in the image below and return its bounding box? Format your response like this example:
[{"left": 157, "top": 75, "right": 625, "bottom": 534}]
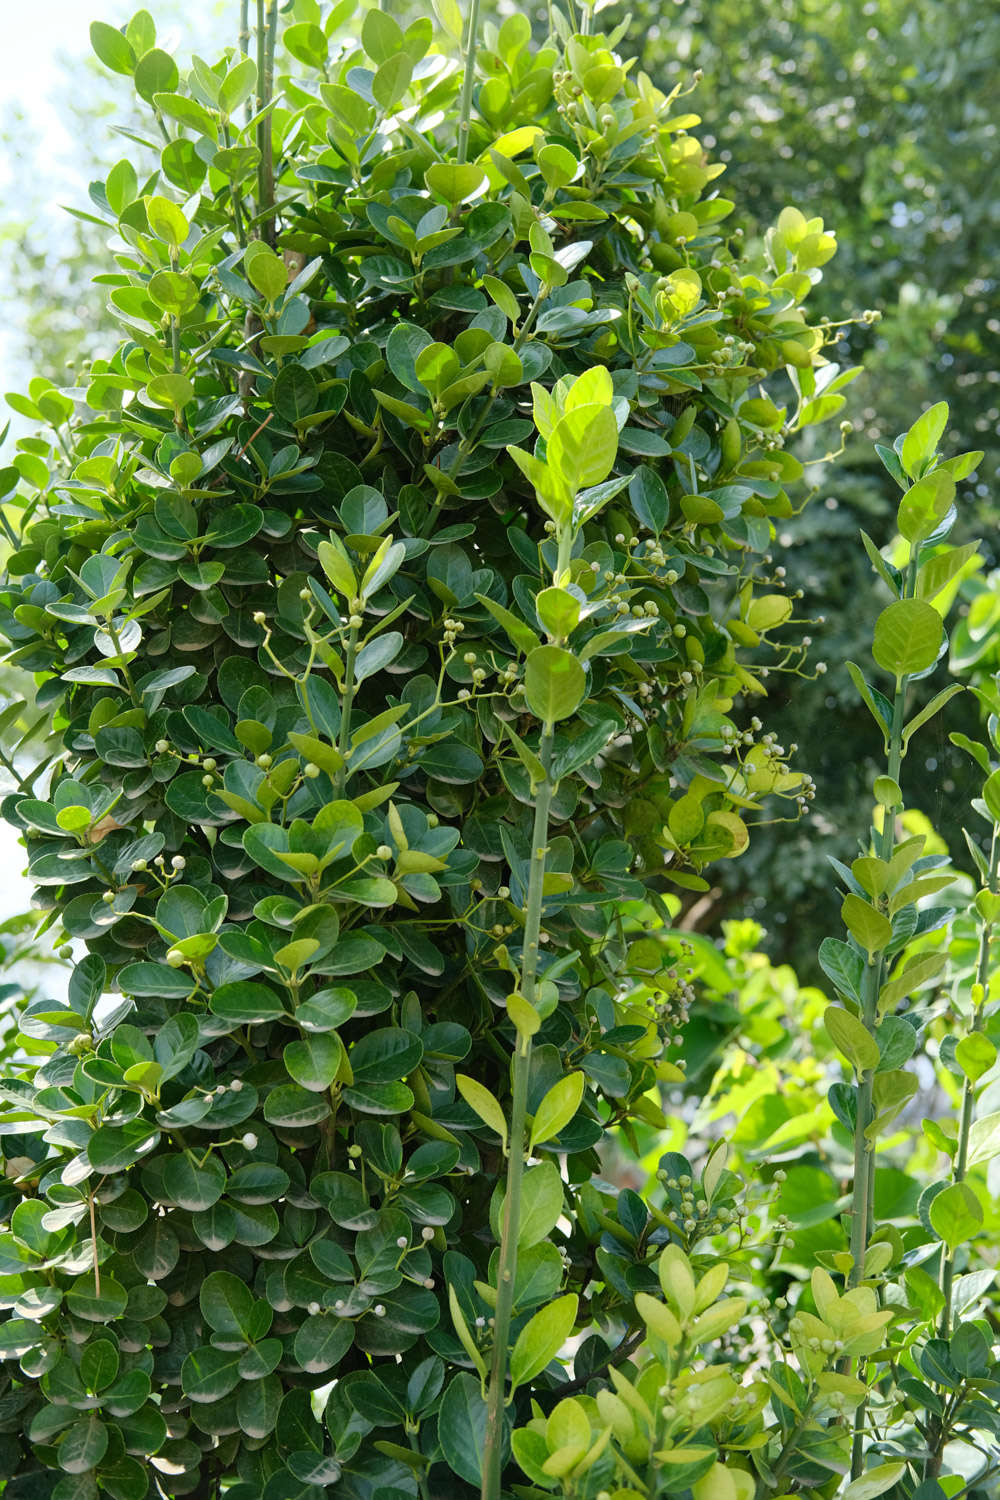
[
  {"left": 456, "top": 0, "right": 483, "bottom": 164},
  {"left": 256, "top": 0, "right": 278, "bottom": 247},
  {"left": 334, "top": 623, "right": 360, "bottom": 798},
  {"left": 939, "top": 821, "right": 999, "bottom": 1337},
  {"left": 848, "top": 598, "right": 911, "bottom": 1481},
  {"left": 482, "top": 725, "right": 555, "bottom": 1500}
]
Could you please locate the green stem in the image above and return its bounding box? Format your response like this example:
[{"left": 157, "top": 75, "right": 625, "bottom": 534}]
[
  {"left": 755, "top": 1386, "right": 816, "bottom": 1499},
  {"left": 333, "top": 622, "right": 360, "bottom": 797},
  {"left": 456, "top": 0, "right": 483, "bottom": 165},
  {"left": 104, "top": 618, "right": 142, "bottom": 710},
  {"left": 481, "top": 724, "right": 555, "bottom": 1500},
  {"left": 256, "top": 0, "right": 278, "bottom": 247},
  {"left": 848, "top": 650, "right": 910, "bottom": 1481},
  {"left": 939, "top": 820, "right": 999, "bottom": 1337}
]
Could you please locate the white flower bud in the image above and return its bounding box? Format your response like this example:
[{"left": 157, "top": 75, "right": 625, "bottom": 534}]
[{"left": 241, "top": 1133, "right": 258, "bottom": 1151}]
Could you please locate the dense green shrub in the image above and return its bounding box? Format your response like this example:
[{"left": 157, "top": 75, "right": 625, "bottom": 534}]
[{"left": 10, "top": 6, "right": 998, "bottom": 1500}]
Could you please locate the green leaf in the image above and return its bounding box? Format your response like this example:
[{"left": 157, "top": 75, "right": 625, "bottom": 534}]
[
  {"left": 629, "top": 464, "right": 669, "bottom": 533},
  {"left": 509, "top": 1293, "right": 578, "bottom": 1390},
  {"left": 547, "top": 404, "right": 619, "bottom": 493},
  {"left": 817, "top": 937, "right": 864, "bottom": 1004},
  {"left": 535, "top": 586, "right": 581, "bottom": 640},
  {"left": 91, "top": 21, "right": 136, "bottom": 74},
  {"left": 456, "top": 1074, "right": 508, "bottom": 1150},
  {"left": 65, "top": 1275, "right": 128, "bottom": 1323},
  {"left": 362, "top": 6, "right": 404, "bottom": 62},
  {"left": 840, "top": 893, "right": 892, "bottom": 960},
  {"left": 209, "top": 981, "right": 287, "bottom": 1025},
  {"left": 916, "top": 541, "right": 981, "bottom": 603},
  {"left": 145, "top": 194, "right": 188, "bottom": 248},
  {"left": 982, "top": 769, "right": 1000, "bottom": 822},
  {"left": 841, "top": 1463, "right": 908, "bottom": 1500},
  {"left": 283, "top": 1032, "right": 344, "bottom": 1091},
  {"left": 901, "top": 402, "right": 948, "bottom": 478},
  {"left": 317, "top": 534, "right": 357, "bottom": 599},
  {"left": 245, "top": 245, "right": 288, "bottom": 304},
  {"left": 284, "top": 22, "right": 329, "bottom": 68},
  {"left": 896, "top": 469, "right": 955, "bottom": 544},
  {"left": 438, "top": 1373, "right": 489, "bottom": 1486},
  {"left": 58, "top": 1414, "right": 109, "bottom": 1475},
  {"left": 448, "top": 1284, "right": 487, "bottom": 1379},
  {"left": 272, "top": 363, "right": 318, "bottom": 422},
  {"left": 199, "top": 1271, "right": 254, "bottom": 1338},
  {"left": 967, "top": 1111, "right": 1000, "bottom": 1167},
  {"left": 845, "top": 661, "right": 891, "bottom": 739},
  {"left": 425, "top": 163, "right": 489, "bottom": 205},
  {"left": 872, "top": 598, "right": 943, "bottom": 680},
  {"left": 476, "top": 593, "right": 541, "bottom": 656},
  {"left": 524, "top": 645, "right": 586, "bottom": 724},
  {"left": 219, "top": 56, "right": 258, "bottom": 116},
  {"left": 181, "top": 1345, "right": 243, "bottom": 1403},
  {"left": 529, "top": 1072, "right": 585, "bottom": 1150},
  {"left": 516, "top": 1160, "right": 564, "bottom": 1248},
  {"left": 293, "top": 1314, "right": 354, "bottom": 1374},
  {"left": 928, "top": 1182, "right": 982, "bottom": 1251},
  {"left": 133, "top": 47, "right": 178, "bottom": 103},
  {"left": 901, "top": 683, "right": 963, "bottom": 754},
  {"left": 373, "top": 53, "right": 413, "bottom": 110},
  {"left": 824, "top": 1007, "right": 880, "bottom": 1074},
  {"left": 955, "top": 1035, "right": 997, "bottom": 1086},
  {"left": 162, "top": 1153, "right": 226, "bottom": 1212}
]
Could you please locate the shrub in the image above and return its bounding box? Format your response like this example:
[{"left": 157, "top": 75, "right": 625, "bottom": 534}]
[{"left": 0, "top": 3, "right": 875, "bottom": 1499}]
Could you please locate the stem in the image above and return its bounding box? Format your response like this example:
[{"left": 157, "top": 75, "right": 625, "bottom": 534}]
[
  {"left": 456, "top": 0, "right": 483, "bottom": 165},
  {"left": 482, "top": 725, "right": 555, "bottom": 1500},
  {"left": 256, "top": 0, "right": 278, "bottom": 247},
  {"left": 333, "top": 622, "right": 360, "bottom": 797},
  {"left": 847, "top": 622, "right": 910, "bottom": 1481},
  {"left": 754, "top": 1386, "right": 816, "bottom": 1499},
  {"left": 939, "top": 820, "right": 999, "bottom": 1337}
]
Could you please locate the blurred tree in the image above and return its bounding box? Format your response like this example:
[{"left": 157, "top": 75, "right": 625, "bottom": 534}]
[{"left": 612, "top": 0, "right": 1000, "bottom": 975}]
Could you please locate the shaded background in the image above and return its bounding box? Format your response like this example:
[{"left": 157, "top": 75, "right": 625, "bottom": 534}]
[{"left": 1, "top": 0, "right": 997, "bottom": 982}]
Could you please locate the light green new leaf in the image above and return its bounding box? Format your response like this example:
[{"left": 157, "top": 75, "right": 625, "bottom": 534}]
[
  {"left": 900, "top": 401, "right": 948, "bottom": 478},
  {"left": 317, "top": 535, "right": 357, "bottom": 600},
  {"left": 841, "top": 1462, "right": 907, "bottom": 1500},
  {"left": 929, "top": 1181, "right": 983, "bottom": 1251},
  {"left": 823, "top": 1006, "right": 880, "bottom": 1074},
  {"left": 900, "top": 683, "right": 963, "bottom": 754},
  {"left": 509, "top": 1294, "right": 578, "bottom": 1390},
  {"left": 872, "top": 599, "right": 943, "bottom": 680},
  {"left": 529, "top": 1072, "right": 585, "bottom": 1150},
  {"left": 896, "top": 468, "right": 955, "bottom": 544},
  {"left": 841, "top": 893, "right": 892, "bottom": 960},
  {"left": 955, "top": 1036, "right": 997, "bottom": 1086},
  {"left": 535, "top": 586, "right": 581, "bottom": 640},
  {"left": 516, "top": 1161, "right": 564, "bottom": 1248},
  {"left": 425, "top": 163, "right": 488, "bottom": 205},
  {"left": 967, "top": 1111, "right": 1000, "bottom": 1167},
  {"left": 145, "top": 195, "right": 189, "bottom": 248},
  {"left": 547, "top": 404, "right": 619, "bottom": 492},
  {"left": 448, "top": 1284, "right": 486, "bottom": 1379},
  {"left": 524, "top": 645, "right": 586, "bottom": 724},
  {"left": 456, "top": 1074, "right": 508, "bottom": 1151}
]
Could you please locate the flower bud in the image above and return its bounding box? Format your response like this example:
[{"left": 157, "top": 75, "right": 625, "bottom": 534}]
[
  {"left": 241, "top": 1133, "right": 258, "bottom": 1151},
  {"left": 377, "top": 845, "right": 393, "bottom": 860}
]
